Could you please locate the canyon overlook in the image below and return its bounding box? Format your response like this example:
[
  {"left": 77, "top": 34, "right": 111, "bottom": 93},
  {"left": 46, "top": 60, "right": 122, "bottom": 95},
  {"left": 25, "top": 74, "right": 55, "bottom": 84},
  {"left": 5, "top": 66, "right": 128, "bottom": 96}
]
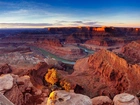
[{"left": 0, "top": 27, "right": 140, "bottom": 105}]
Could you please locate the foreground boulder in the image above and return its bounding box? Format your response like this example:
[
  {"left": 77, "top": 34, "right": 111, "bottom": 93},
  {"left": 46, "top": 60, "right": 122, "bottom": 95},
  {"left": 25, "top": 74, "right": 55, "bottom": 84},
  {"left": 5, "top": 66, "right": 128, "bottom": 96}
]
[
  {"left": 46, "top": 90, "right": 92, "bottom": 105},
  {"left": 0, "top": 74, "right": 14, "bottom": 93},
  {"left": 113, "top": 93, "right": 139, "bottom": 105},
  {"left": 4, "top": 74, "right": 50, "bottom": 105},
  {"left": 92, "top": 96, "right": 113, "bottom": 105},
  {"left": 68, "top": 49, "right": 140, "bottom": 98}
]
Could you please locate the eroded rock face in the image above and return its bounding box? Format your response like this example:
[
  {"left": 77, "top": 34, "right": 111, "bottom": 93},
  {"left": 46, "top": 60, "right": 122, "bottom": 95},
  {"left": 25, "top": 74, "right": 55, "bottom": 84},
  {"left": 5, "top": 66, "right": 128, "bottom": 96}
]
[
  {"left": 4, "top": 84, "right": 24, "bottom": 105},
  {"left": 0, "top": 64, "right": 12, "bottom": 75},
  {"left": 92, "top": 96, "right": 113, "bottom": 105},
  {"left": 30, "top": 62, "right": 49, "bottom": 87},
  {"left": 67, "top": 49, "right": 140, "bottom": 98},
  {"left": 73, "top": 57, "right": 89, "bottom": 74},
  {"left": 121, "top": 41, "right": 140, "bottom": 63},
  {"left": 0, "top": 74, "right": 14, "bottom": 93},
  {"left": 113, "top": 93, "right": 139, "bottom": 105},
  {"left": 46, "top": 90, "right": 92, "bottom": 105},
  {"left": 43, "top": 39, "right": 62, "bottom": 47},
  {"left": 85, "top": 37, "right": 124, "bottom": 46},
  {"left": 65, "top": 35, "right": 81, "bottom": 43}
]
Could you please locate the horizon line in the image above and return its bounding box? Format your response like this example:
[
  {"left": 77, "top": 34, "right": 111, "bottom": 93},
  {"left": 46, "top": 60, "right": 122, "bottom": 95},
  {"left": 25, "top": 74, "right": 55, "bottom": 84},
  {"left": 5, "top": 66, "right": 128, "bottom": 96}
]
[{"left": 0, "top": 26, "right": 140, "bottom": 29}]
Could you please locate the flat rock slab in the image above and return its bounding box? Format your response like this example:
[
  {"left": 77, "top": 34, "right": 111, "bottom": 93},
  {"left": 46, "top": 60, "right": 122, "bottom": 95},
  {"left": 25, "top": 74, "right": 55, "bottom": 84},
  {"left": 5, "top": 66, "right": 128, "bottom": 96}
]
[{"left": 0, "top": 93, "right": 14, "bottom": 105}]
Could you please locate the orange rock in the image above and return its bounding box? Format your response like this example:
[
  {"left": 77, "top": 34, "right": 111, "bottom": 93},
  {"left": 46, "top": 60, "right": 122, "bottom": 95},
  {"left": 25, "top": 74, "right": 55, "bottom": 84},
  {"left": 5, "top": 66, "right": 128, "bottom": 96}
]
[
  {"left": 93, "top": 27, "right": 105, "bottom": 32},
  {"left": 121, "top": 41, "right": 140, "bottom": 63},
  {"left": 66, "top": 49, "right": 140, "bottom": 98}
]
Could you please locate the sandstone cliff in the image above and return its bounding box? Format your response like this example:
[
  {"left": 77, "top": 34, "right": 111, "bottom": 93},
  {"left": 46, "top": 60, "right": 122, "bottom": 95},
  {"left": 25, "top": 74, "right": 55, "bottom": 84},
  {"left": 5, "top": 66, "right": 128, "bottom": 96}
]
[
  {"left": 121, "top": 41, "right": 140, "bottom": 63},
  {"left": 67, "top": 49, "right": 140, "bottom": 98}
]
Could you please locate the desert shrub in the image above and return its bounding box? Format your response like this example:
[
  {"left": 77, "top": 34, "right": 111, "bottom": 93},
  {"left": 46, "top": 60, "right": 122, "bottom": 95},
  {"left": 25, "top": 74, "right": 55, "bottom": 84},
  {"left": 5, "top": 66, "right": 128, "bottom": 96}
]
[
  {"left": 45, "top": 68, "right": 71, "bottom": 92},
  {"left": 60, "top": 79, "right": 71, "bottom": 92},
  {"left": 45, "top": 68, "right": 59, "bottom": 85}
]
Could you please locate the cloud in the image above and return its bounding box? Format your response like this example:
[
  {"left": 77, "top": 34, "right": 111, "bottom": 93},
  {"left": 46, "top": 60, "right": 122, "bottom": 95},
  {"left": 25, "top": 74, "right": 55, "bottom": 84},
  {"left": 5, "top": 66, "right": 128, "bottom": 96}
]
[
  {"left": 83, "top": 22, "right": 98, "bottom": 25},
  {"left": 0, "top": 21, "right": 102, "bottom": 28},
  {"left": 55, "top": 20, "right": 102, "bottom": 26},
  {"left": 73, "top": 21, "right": 83, "bottom": 23},
  {"left": 0, "top": 23, "right": 53, "bottom": 28},
  {"left": 0, "top": 23, "right": 53, "bottom": 26}
]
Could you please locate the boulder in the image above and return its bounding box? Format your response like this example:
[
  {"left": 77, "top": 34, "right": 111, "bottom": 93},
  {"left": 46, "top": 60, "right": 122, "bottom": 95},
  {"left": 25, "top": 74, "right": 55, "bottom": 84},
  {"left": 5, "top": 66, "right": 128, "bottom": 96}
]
[
  {"left": 46, "top": 90, "right": 92, "bottom": 105},
  {"left": 92, "top": 96, "right": 113, "bottom": 105},
  {"left": 4, "top": 74, "right": 49, "bottom": 105},
  {"left": 113, "top": 93, "right": 139, "bottom": 105},
  {"left": 0, "top": 74, "right": 14, "bottom": 93}
]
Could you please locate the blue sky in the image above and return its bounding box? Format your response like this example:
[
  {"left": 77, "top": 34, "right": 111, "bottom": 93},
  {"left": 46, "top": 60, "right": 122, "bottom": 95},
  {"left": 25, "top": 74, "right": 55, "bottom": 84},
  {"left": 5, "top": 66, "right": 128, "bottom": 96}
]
[{"left": 0, "top": 0, "right": 140, "bottom": 28}]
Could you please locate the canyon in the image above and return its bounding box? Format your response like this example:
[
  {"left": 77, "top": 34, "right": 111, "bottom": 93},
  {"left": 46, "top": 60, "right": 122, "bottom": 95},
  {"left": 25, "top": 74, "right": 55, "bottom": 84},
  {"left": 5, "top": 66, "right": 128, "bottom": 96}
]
[{"left": 0, "top": 27, "right": 140, "bottom": 105}]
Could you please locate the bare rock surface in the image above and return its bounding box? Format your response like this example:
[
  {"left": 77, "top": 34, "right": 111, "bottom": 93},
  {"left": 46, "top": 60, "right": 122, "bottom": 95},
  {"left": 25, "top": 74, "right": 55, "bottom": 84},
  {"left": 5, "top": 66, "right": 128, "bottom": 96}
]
[
  {"left": 121, "top": 41, "right": 140, "bottom": 63},
  {"left": 0, "top": 64, "right": 12, "bottom": 75},
  {"left": 0, "top": 92, "right": 14, "bottom": 105},
  {"left": 113, "top": 93, "right": 139, "bottom": 105},
  {"left": 66, "top": 49, "right": 140, "bottom": 98},
  {"left": 4, "top": 83, "right": 24, "bottom": 105},
  {"left": 30, "top": 62, "right": 49, "bottom": 87},
  {"left": 73, "top": 57, "right": 89, "bottom": 74},
  {"left": 4, "top": 74, "right": 50, "bottom": 105},
  {"left": 92, "top": 96, "right": 113, "bottom": 105},
  {"left": 0, "top": 74, "right": 14, "bottom": 93},
  {"left": 46, "top": 90, "right": 92, "bottom": 105}
]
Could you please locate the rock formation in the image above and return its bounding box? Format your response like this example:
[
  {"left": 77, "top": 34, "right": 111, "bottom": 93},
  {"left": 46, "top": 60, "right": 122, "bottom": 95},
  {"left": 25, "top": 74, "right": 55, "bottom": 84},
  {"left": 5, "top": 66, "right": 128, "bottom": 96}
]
[
  {"left": 113, "top": 93, "right": 139, "bottom": 105},
  {"left": 3, "top": 74, "right": 50, "bottom": 105},
  {"left": 85, "top": 37, "right": 124, "bottom": 46},
  {"left": 65, "top": 35, "right": 81, "bottom": 43},
  {"left": 0, "top": 27, "right": 140, "bottom": 104},
  {"left": 46, "top": 90, "right": 92, "bottom": 105},
  {"left": 43, "top": 39, "right": 62, "bottom": 47},
  {"left": 91, "top": 96, "right": 113, "bottom": 105},
  {"left": 67, "top": 49, "right": 140, "bottom": 98},
  {"left": 121, "top": 41, "right": 140, "bottom": 63},
  {"left": 30, "top": 62, "right": 49, "bottom": 87},
  {"left": 0, "top": 74, "right": 14, "bottom": 93},
  {"left": 0, "top": 64, "right": 12, "bottom": 75}
]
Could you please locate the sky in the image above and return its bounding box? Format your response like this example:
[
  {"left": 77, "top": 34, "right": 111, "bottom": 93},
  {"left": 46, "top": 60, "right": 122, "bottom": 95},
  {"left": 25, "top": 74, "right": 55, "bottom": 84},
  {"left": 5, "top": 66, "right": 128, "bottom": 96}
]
[{"left": 0, "top": 0, "right": 140, "bottom": 28}]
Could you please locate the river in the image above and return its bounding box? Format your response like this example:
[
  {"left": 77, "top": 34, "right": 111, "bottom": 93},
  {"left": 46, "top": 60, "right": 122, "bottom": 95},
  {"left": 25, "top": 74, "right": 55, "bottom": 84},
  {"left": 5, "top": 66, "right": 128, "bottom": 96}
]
[{"left": 32, "top": 45, "right": 94, "bottom": 65}]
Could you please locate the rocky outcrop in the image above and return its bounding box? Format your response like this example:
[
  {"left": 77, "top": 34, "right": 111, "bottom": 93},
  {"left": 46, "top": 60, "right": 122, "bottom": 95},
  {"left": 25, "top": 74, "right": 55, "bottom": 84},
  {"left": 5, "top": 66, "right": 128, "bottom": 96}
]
[
  {"left": 121, "top": 41, "right": 140, "bottom": 63},
  {"left": 113, "top": 93, "right": 139, "bottom": 105},
  {"left": 67, "top": 49, "right": 140, "bottom": 98},
  {"left": 4, "top": 83, "right": 24, "bottom": 105},
  {"left": 91, "top": 96, "right": 113, "bottom": 105},
  {"left": 30, "top": 62, "right": 49, "bottom": 87},
  {"left": 0, "top": 74, "right": 14, "bottom": 93},
  {"left": 0, "top": 64, "right": 12, "bottom": 75},
  {"left": 43, "top": 39, "right": 62, "bottom": 47},
  {"left": 0, "top": 45, "right": 31, "bottom": 54},
  {"left": 65, "top": 35, "right": 81, "bottom": 43},
  {"left": 85, "top": 38, "right": 109, "bottom": 46},
  {"left": 85, "top": 37, "right": 124, "bottom": 46},
  {"left": 4, "top": 74, "right": 50, "bottom": 105},
  {"left": 0, "top": 52, "right": 42, "bottom": 66},
  {"left": 73, "top": 57, "right": 89, "bottom": 74},
  {"left": 46, "top": 90, "right": 92, "bottom": 105}
]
